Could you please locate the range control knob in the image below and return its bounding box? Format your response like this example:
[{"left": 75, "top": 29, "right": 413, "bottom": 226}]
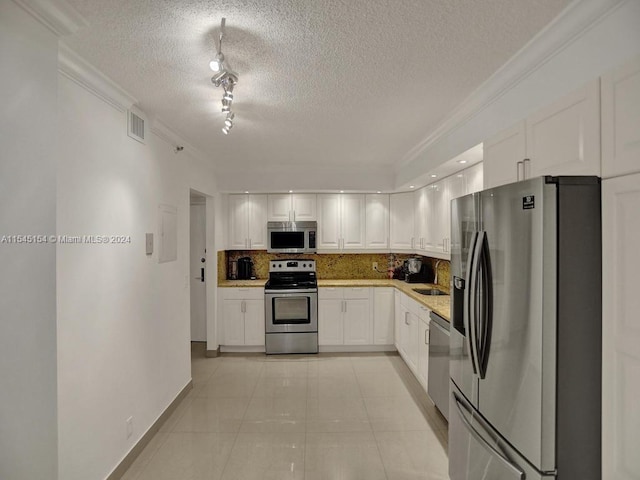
[{"left": 278, "top": 264, "right": 282, "bottom": 268}]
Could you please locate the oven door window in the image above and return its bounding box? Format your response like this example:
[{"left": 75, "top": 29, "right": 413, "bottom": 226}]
[
  {"left": 272, "top": 297, "right": 310, "bottom": 324},
  {"left": 270, "top": 231, "right": 305, "bottom": 250}
]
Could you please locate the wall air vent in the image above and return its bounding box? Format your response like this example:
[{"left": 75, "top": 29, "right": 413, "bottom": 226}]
[{"left": 127, "top": 108, "right": 146, "bottom": 144}]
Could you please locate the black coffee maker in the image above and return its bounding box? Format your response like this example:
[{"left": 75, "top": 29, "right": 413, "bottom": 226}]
[{"left": 237, "top": 257, "right": 253, "bottom": 280}]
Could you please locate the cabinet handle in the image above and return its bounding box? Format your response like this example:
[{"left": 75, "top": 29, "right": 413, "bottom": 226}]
[
  {"left": 523, "top": 158, "right": 530, "bottom": 180},
  {"left": 249, "top": 238, "right": 252, "bottom": 249},
  {"left": 425, "top": 328, "right": 429, "bottom": 345},
  {"left": 517, "top": 161, "right": 524, "bottom": 181},
  {"left": 405, "top": 312, "right": 410, "bottom": 325},
  {"left": 411, "top": 237, "right": 415, "bottom": 249},
  {"left": 241, "top": 300, "right": 245, "bottom": 313},
  {"left": 344, "top": 300, "right": 347, "bottom": 313}
]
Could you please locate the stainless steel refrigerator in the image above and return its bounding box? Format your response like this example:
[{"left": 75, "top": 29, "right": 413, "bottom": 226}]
[{"left": 449, "top": 176, "right": 601, "bottom": 480}]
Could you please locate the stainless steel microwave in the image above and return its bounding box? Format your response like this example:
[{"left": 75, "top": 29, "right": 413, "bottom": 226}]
[{"left": 267, "top": 221, "right": 317, "bottom": 254}]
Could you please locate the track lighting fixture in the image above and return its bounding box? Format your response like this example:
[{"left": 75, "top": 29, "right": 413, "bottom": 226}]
[{"left": 210, "top": 17, "right": 238, "bottom": 134}]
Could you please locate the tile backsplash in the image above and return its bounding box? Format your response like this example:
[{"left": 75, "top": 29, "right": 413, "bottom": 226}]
[{"left": 219, "top": 250, "right": 450, "bottom": 289}]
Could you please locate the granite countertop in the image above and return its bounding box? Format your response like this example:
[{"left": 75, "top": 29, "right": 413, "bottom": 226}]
[{"left": 218, "top": 278, "right": 451, "bottom": 321}]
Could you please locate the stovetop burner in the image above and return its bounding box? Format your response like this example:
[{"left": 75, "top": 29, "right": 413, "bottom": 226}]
[{"left": 265, "top": 259, "right": 317, "bottom": 291}]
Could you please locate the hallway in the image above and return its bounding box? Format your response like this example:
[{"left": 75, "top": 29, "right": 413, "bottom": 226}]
[{"left": 122, "top": 345, "right": 449, "bottom": 479}]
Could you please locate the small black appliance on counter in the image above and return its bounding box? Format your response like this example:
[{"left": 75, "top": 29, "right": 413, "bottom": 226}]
[
  {"left": 236, "top": 257, "right": 254, "bottom": 280},
  {"left": 405, "top": 263, "right": 434, "bottom": 283}
]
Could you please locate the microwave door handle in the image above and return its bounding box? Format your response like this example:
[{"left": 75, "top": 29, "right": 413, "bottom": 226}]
[
  {"left": 465, "top": 231, "right": 479, "bottom": 375},
  {"left": 453, "top": 392, "right": 526, "bottom": 480}
]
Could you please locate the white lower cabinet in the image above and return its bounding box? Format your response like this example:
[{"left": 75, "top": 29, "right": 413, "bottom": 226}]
[
  {"left": 373, "top": 288, "right": 394, "bottom": 345},
  {"left": 417, "top": 318, "right": 430, "bottom": 389},
  {"left": 318, "top": 287, "right": 372, "bottom": 346},
  {"left": 395, "top": 290, "right": 433, "bottom": 395},
  {"left": 218, "top": 288, "right": 265, "bottom": 347}
]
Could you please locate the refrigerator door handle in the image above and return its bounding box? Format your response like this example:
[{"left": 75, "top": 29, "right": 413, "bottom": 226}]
[
  {"left": 468, "top": 231, "right": 484, "bottom": 376},
  {"left": 477, "top": 231, "right": 494, "bottom": 378},
  {"left": 453, "top": 392, "right": 526, "bottom": 480}
]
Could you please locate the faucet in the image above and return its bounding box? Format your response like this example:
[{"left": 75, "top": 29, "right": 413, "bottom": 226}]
[{"left": 434, "top": 259, "right": 441, "bottom": 286}]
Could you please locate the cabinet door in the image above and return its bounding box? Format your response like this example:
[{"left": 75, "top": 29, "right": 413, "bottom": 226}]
[
  {"left": 365, "top": 194, "right": 389, "bottom": 250},
  {"left": 602, "top": 55, "right": 640, "bottom": 178},
  {"left": 317, "top": 194, "right": 341, "bottom": 250},
  {"left": 373, "top": 288, "right": 394, "bottom": 345},
  {"left": 464, "top": 162, "right": 484, "bottom": 194},
  {"left": 228, "top": 195, "right": 249, "bottom": 249},
  {"left": 443, "top": 174, "right": 466, "bottom": 254},
  {"left": 243, "top": 299, "right": 265, "bottom": 346},
  {"left": 318, "top": 298, "right": 344, "bottom": 345},
  {"left": 394, "top": 291, "right": 402, "bottom": 351},
  {"left": 526, "top": 79, "right": 600, "bottom": 178},
  {"left": 390, "top": 192, "right": 415, "bottom": 250},
  {"left": 483, "top": 121, "right": 526, "bottom": 189},
  {"left": 248, "top": 194, "right": 268, "bottom": 249},
  {"left": 292, "top": 194, "right": 316, "bottom": 221},
  {"left": 602, "top": 173, "right": 640, "bottom": 480},
  {"left": 343, "top": 298, "right": 370, "bottom": 345},
  {"left": 405, "top": 311, "right": 420, "bottom": 373},
  {"left": 414, "top": 188, "right": 429, "bottom": 251},
  {"left": 267, "top": 194, "right": 292, "bottom": 221},
  {"left": 221, "top": 299, "right": 244, "bottom": 345},
  {"left": 424, "top": 182, "right": 445, "bottom": 254},
  {"left": 341, "top": 194, "right": 366, "bottom": 250},
  {"left": 417, "top": 319, "right": 430, "bottom": 390}
]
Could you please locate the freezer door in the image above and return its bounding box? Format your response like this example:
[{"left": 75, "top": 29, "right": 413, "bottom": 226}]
[
  {"left": 476, "top": 178, "right": 557, "bottom": 472},
  {"left": 450, "top": 193, "right": 480, "bottom": 405},
  {"left": 449, "top": 385, "right": 552, "bottom": 480}
]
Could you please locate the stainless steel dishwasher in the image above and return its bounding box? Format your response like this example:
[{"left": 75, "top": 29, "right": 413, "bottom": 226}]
[{"left": 428, "top": 311, "right": 450, "bottom": 420}]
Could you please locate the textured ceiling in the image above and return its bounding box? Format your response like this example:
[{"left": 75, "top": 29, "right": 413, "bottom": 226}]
[{"left": 63, "top": 0, "right": 572, "bottom": 177}]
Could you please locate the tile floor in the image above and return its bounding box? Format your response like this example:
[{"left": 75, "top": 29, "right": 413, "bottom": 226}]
[{"left": 122, "top": 344, "right": 449, "bottom": 480}]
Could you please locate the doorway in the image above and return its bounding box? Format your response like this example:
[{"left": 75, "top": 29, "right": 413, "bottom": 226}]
[{"left": 189, "top": 191, "right": 207, "bottom": 342}]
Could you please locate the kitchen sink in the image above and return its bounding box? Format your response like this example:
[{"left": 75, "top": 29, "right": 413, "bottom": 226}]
[{"left": 413, "top": 288, "right": 447, "bottom": 296}]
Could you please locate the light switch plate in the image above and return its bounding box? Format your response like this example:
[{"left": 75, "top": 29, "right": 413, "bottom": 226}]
[{"left": 145, "top": 233, "right": 153, "bottom": 255}]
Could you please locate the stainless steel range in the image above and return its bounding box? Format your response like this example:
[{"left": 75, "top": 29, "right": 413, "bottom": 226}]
[{"left": 264, "top": 259, "right": 318, "bottom": 354}]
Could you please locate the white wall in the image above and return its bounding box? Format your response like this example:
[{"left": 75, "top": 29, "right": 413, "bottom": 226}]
[
  {"left": 0, "top": 2, "right": 59, "bottom": 478},
  {"left": 56, "top": 74, "right": 217, "bottom": 479}
]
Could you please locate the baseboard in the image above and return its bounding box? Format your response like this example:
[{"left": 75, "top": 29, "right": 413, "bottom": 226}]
[
  {"left": 206, "top": 346, "right": 221, "bottom": 357},
  {"left": 318, "top": 345, "right": 396, "bottom": 353},
  {"left": 105, "top": 380, "right": 193, "bottom": 480},
  {"left": 219, "top": 345, "right": 265, "bottom": 353}
]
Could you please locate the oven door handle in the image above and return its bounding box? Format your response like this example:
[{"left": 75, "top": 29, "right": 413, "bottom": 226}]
[{"left": 265, "top": 289, "right": 318, "bottom": 295}]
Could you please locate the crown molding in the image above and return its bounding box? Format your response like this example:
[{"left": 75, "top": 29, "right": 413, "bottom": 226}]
[
  {"left": 398, "top": 0, "right": 626, "bottom": 168},
  {"left": 58, "top": 43, "right": 137, "bottom": 112},
  {"left": 149, "top": 119, "right": 213, "bottom": 168},
  {"left": 12, "top": 0, "right": 87, "bottom": 36}
]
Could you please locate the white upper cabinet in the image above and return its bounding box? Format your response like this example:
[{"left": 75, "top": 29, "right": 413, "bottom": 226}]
[
  {"left": 317, "top": 194, "right": 365, "bottom": 250},
  {"left": 601, "top": 55, "right": 640, "bottom": 178},
  {"left": 484, "top": 79, "right": 601, "bottom": 189},
  {"left": 228, "top": 194, "right": 267, "bottom": 249},
  {"left": 341, "top": 194, "right": 366, "bottom": 249},
  {"left": 390, "top": 191, "right": 415, "bottom": 250},
  {"left": 365, "top": 194, "right": 389, "bottom": 250},
  {"left": 414, "top": 187, "right": 429, "bottom": 252},
  {"left": 424, "top": 181, "right": 447, "bottom": 256},
  {"left": 267, "top": 193, "right": 317, "bottom": 221},
  {"left": 483, "top": 121, "right": 526, "bottom": 189},
  {"left": 526, "top": 79, "right": 600, "bottom": 179}
]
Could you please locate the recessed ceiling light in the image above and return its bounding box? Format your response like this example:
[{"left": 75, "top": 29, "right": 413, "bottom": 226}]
[
  {"left": 431, "top": 174, "right": 438, "bottom": 178},
  {"left": 244, "top": 191, "right": 249, "bottom": 193},
  {"left": 457, "top": 174, "right": 463, "bottom": 178},
  {"left": 289, "top": 190, "right": 293, "bottom": 193},
  {"left": 458, "top": 160, "right": 467, "bottom": 164},
  {"left": 409, "top": 185, "right": 415, "bottom": 189},
  {"left": 340, "top": 190, "right": 344, "bottom": 193},
  {"left": 377, "top": 191, "right": 382, "bottom": 194}
]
